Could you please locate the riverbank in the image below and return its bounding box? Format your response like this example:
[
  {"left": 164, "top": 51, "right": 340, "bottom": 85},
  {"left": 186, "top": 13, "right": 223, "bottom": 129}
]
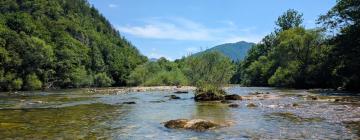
[{"left": 86, "top": 86, "right": 196, "bottom": 94}]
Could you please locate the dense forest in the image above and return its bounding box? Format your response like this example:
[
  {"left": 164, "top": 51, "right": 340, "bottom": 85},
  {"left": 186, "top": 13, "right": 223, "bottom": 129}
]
[
  {"left": 0, "top": 0, "right": 358, "bottom": 92},
  {"left": 0, "top": 0, "right": 146, "bottom": 91},
  {"left": 233, "top": 0, "right": 359, "bottom": 91}
]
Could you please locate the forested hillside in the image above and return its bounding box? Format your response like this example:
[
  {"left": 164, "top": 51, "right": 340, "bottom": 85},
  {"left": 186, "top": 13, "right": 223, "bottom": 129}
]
[
  {"left": 195, "top": 41, "right": 254, "bottom": 61},
  {"left": 0, "top": 0, "right": 146, "bottom": 91},
  {"left": 233, "top": 0, "right": 360, "bottom": 91}
]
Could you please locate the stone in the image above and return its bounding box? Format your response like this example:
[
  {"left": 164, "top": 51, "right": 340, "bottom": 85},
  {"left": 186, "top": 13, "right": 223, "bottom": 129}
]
[
  {"left": 174, "top": 91, "right": 189, "bottom": 94},
  {"left": 224, "top": 94, "right": 242, "bottom": 100},
  {"left": 228, "top": 104, "right": 239, "bottom": 108},
  {"left": 247, "top": 103, "right": 258, "bottom": 108},
  {"left": 123, "top": 101, "right": 136, "bottom": 104},
  {"left": 169, "top": 95, "right": 180, "bottom": 99},
  {"left": 164, "top": 119, "right": 220, "bottom": 131},
  {"left": 194, "top": 92, "right": 225, "bottom": 101}
]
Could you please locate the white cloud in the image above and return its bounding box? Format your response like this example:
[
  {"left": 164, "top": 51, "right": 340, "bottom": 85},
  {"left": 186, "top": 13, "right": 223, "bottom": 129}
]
[
  {"left": 117, "top": 17, "right": 263, "bottom": 43},
  {"left": 108, "top": 4, "right": 118, "bottom": 8},
  {"left": 118, "top": 18, "right": 212, "bottom": 41}
]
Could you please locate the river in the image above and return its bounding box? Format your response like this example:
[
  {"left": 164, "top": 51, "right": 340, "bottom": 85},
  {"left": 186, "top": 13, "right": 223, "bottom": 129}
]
[{"left": 0, "top": 86, "right": 359, "bottom": 139}]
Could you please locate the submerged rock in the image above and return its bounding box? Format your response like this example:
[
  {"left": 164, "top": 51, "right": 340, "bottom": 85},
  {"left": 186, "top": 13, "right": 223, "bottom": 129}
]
[
  {"left": 225, "top": 94, "right": 242, "bottom": 100},
  {"left": 228, "top": 104, "right": 240, "bottom": 108},
  {"left": 169, "top": 95, "right": 181, "bottom": 100},
  {"left": 292, "top": 103, "right": 299, "bottom": 107},
  {"left": 247, "top": 103, "right": 258, "bottom": 108},
  {"left": 123, "top": 101, "right": 136, "bottom": 104},
  {"left": 220, "top": 100, "right": 232, "bottom": 104},
  {"left": 249, "top": 92, "right": 269, "bottom": 95},
  {"left": 164, "top": 119, "right": 220, "bottom": 131},
  {"left": 174, "top": 91, "right": 189, "bottom": 94}
]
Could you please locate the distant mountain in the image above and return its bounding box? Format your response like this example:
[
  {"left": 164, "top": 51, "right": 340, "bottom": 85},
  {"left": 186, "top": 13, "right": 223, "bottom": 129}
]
[
  {"left": 195, "top": 41, "right": 255, "bottom": 61},
  {"left": 149, "top": 58, "right": 159, "bottom": 62}
]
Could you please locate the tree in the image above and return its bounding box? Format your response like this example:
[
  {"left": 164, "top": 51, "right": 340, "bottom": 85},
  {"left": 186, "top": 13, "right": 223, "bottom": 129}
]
[
  {"left": 275, "top": 9, "right": 304, "bottom": 32},
  {"left": 0, "top": 0, "right": 146, "bottom": 91},
  {"left": 184, "top": 52, "right": 234, "bottom": 101},
  {"left": 184, "top": 52, "right": 234, "bottom": 87},
  {"left": 318, "top": 0, "right": 360, "bottom": 90},
  {"left": 25, "top": 73, "right": 42, "bottom": 90}
]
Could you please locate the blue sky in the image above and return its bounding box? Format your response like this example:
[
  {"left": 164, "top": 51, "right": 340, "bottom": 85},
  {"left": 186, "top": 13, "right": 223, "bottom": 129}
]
[{"left": 88, "top": 0, "right": 336, "bottom": 60}]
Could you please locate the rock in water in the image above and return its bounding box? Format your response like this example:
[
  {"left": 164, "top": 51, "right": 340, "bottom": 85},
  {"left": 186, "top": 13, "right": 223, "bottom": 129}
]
[
  {"left": 194, "top": 92, "right": 225, "bottom": 101},
  {"left": 225, "top": 94, "right": 242, "bottom": 100},
  {"left": 174, "top": 91, "right": 189, "bottom": 94},
  {"left": 164, "top": 119, "right": 220, "bottom": 131},
  {"left": 169, "top": 95, "right": 181, "bottom": 99},
  {"left": 123, "top": 101, "right": 136, "bottom": 104},
  {"left": 247, "top": 103, "right": 258, "bottom": 108},
  {"left": 228, "top": 104, "right": 239, "bottom": 108},
  {"left": 194, "top": 87, "right": 226, "bottom": 101},
  {"left": 164, "top": 119, "right": 188, "bottom": 129}
]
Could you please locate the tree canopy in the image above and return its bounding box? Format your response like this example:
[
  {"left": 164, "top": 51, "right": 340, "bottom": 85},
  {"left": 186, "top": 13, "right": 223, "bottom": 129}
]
[{"left": 0, "top": 0, "right": 146, "bottom": 91}]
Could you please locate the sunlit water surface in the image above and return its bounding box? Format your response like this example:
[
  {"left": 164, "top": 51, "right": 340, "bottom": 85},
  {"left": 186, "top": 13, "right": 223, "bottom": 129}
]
[{"left": 0, "top": 86, "right": 359, "bottom": 139}]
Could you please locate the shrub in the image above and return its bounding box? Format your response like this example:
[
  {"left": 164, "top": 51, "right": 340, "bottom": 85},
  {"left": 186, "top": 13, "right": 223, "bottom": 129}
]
[
  {"left": 94, "top": 73, "right": 113, "bottom": 87},
  {"left": 25, "top": 73, "right": 42, "bottom": 90},
  {"left": 11, "top": 78, "right": 23, "bottom": 90}
]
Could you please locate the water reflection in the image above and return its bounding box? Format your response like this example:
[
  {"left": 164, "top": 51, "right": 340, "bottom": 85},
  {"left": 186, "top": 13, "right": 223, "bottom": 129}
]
[{"left": 193, "top": 102, "right": 231, "bottom": 124}]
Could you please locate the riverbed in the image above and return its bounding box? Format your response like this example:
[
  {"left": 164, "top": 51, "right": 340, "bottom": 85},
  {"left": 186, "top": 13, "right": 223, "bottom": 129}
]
[{"left": 0, "top": 86, "right": 359, "bottom": 139}]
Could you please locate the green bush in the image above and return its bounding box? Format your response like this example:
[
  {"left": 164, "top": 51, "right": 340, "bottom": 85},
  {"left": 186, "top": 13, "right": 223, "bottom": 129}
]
[
  {"left": 94, "top": 73, "right": 113, "bottom": 87},
  {"left": 143, "top": 70, "right": 188, "bottom": 86},
  {"left": 25, "top": 73, "right": 42, "bottom": 90},
  {"left": 194, "top": 84, "right": 226, "bottom": 101},
  {"left": 128, "top": 58, "right": 189, "bottom": 86},
  {"left": 11, "top": 78, "right": 23, "bottom": 90},
  {"left": 184, "top": 52, "right": 234, "bottom": 87}
]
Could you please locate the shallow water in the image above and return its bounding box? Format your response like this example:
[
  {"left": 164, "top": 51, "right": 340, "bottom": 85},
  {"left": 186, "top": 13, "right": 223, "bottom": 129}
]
[{"left": 0, "top": 86, "right": 359, "bottom": 139}]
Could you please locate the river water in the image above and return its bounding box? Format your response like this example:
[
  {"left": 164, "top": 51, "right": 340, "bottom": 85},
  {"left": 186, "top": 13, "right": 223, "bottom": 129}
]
[{"left": 0, "top": 86, "right": 359, "bottom": 139}]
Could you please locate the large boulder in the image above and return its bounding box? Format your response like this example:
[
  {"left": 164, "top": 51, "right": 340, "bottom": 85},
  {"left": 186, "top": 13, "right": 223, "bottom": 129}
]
[{"left": 164, "top": 119, "right": 220, "bottom": 131}]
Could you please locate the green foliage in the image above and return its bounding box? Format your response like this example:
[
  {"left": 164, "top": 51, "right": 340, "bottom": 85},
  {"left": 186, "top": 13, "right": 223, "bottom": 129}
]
[
  {"left": 232, "top": 6, "right": 360, "bottom": 90},
  {"left": 233, "top": 10, "right": 335, "bottom": 89},
  {"left": 144, "top": 70, "right": 188, "bottom": 86},
  {"left": 268, "top": 61, "right": 300, "bottom": 86},
  {"left": 184, "top": 52, "right": 235, "bottom": 87},
  {"left": 94, "top": 73, "right": 113, "bottom": 87},
  {"left": 25, "top": 73, "right": 42, "bottom": 90},
  {"left": 275, "top": 9, "right": 303, "bottom": 32},
  {"left": 0, "top": 0, "right": 146, "bottom": 91},
  {"left": 11, "top": 78, "right": 23, "bottom": 91},
  {"left": 318, "top": 0, "right": 360, "bottom": 91},
  {"left": 194, "top": 84, "right": 226, "bottom": 101},
  {"left": 128, "top": 57, "right": 189, "bottom": 86}
]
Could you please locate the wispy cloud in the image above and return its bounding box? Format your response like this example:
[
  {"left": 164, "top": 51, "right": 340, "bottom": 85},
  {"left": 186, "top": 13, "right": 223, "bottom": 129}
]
[
  {"left": 117, "top": 17, "right": 264, "bottom": 43},
  {"left": 108, "top": 4, "right": 118, "bottom": 8}
]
